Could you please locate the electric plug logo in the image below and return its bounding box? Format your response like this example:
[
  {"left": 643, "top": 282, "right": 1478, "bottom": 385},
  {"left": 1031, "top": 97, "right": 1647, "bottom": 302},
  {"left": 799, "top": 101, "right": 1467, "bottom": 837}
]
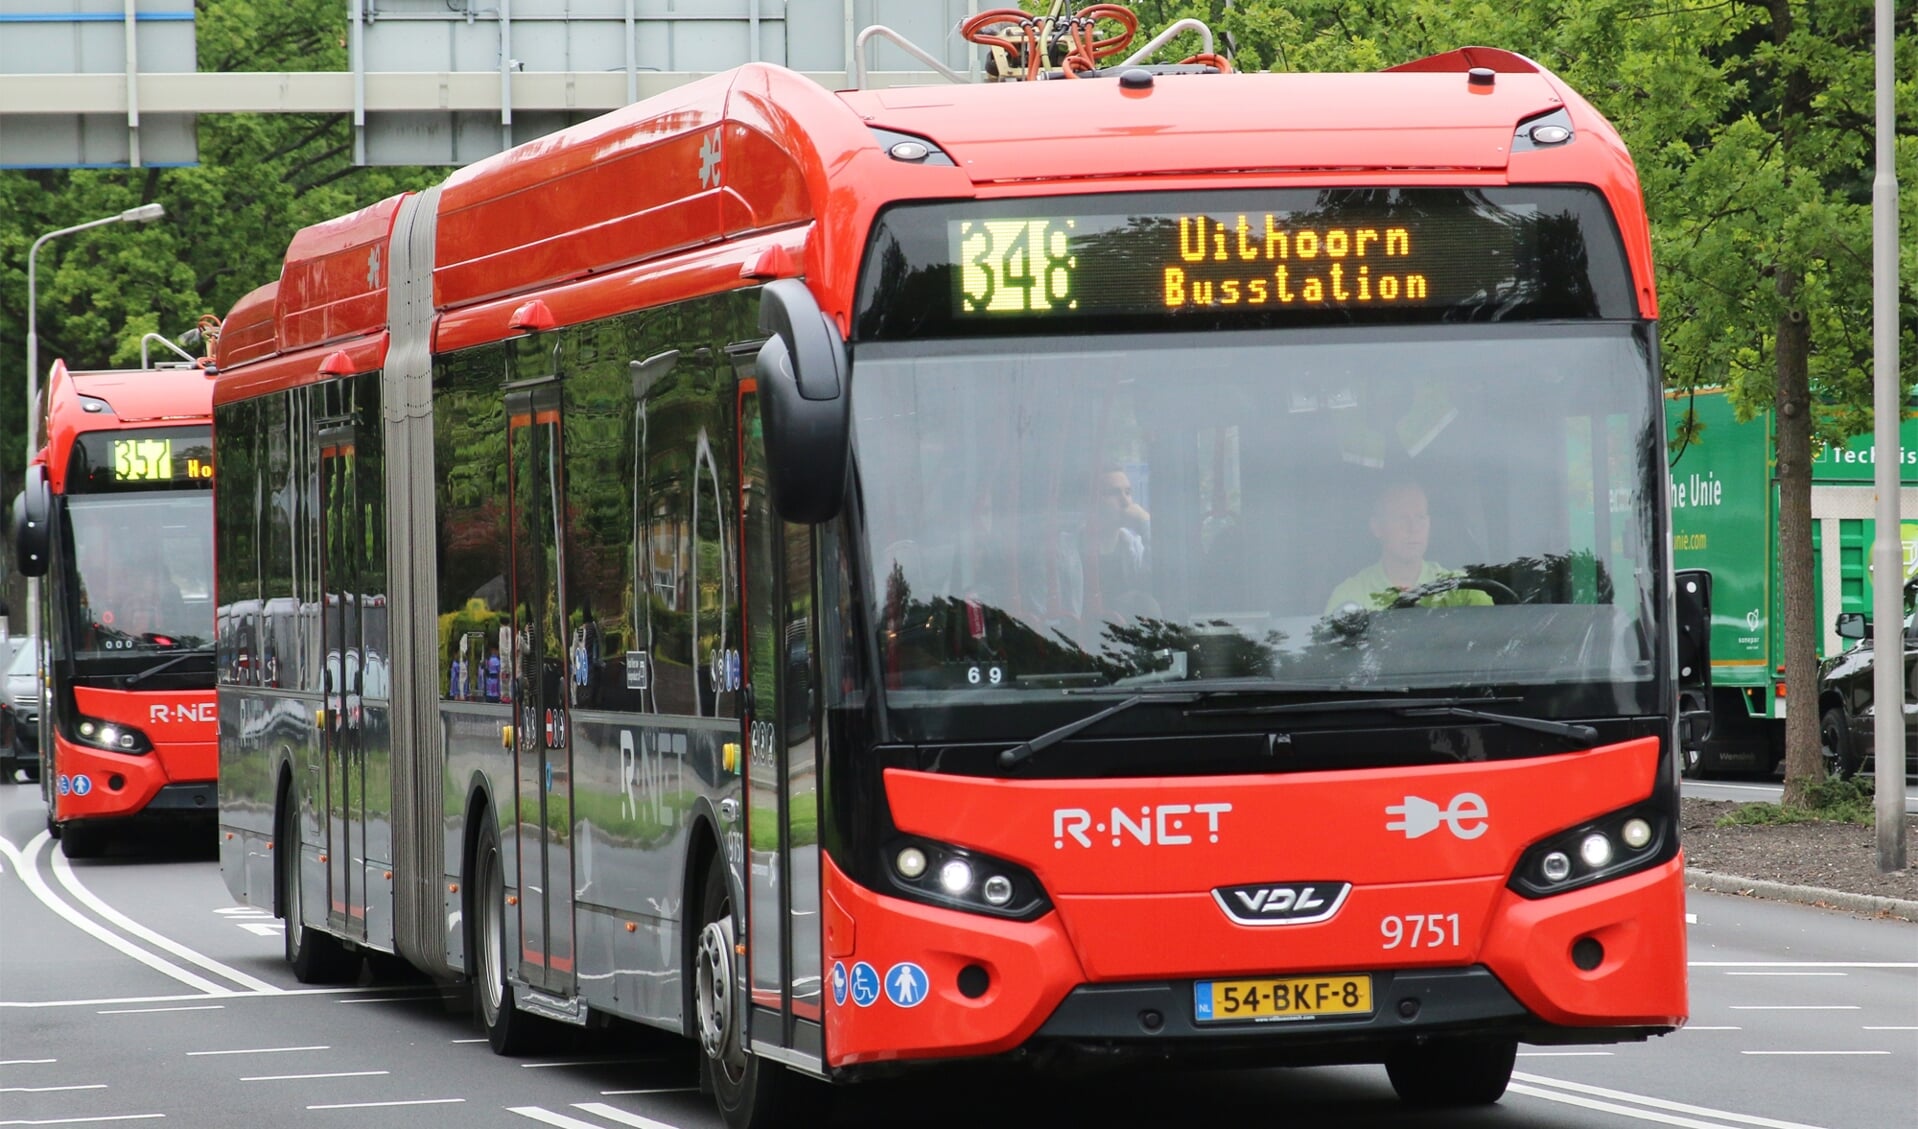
[{"left": 1385, "top": 792, "right": 1489, "bottom": 840}]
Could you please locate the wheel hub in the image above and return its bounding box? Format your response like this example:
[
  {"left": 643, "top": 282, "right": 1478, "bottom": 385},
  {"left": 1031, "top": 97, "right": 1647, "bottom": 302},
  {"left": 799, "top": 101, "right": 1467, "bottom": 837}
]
[{"left": 695, "top": 917, "right": 738, "bottom": 1067}]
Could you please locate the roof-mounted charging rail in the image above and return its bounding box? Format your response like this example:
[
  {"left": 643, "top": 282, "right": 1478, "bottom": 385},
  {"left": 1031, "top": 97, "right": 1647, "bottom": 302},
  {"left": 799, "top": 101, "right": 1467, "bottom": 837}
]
[{"left": 854, "top": 2, "right": 1226, "bottom": 89}]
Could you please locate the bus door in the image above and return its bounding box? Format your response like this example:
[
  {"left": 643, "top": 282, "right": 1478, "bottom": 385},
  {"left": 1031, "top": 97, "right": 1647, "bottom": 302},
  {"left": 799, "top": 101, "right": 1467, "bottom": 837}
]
[
  {"left": 739, "top": 386, "right": 825, "bottom": 1064},
  {"left": 318, "top": 419, "right": 366, "bottom": 942},
  {"left": 506, "top": 383, "right": 575, "bottom": 998}
]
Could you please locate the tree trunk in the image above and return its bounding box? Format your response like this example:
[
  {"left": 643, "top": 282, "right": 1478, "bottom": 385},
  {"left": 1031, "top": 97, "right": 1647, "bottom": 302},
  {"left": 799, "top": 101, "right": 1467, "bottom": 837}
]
[{"left": 1775, "top": 268, "right": 1824, "bottom": 806}]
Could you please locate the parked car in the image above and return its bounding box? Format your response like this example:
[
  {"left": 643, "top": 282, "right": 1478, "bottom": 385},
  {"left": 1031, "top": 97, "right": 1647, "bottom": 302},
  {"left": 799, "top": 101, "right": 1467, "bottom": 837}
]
[
  {"left": 1, "top": 639, "right": 41, "bottom": 784},
  {"left": 1816, "top": 579, "right": 1918, "bottom": 781}
]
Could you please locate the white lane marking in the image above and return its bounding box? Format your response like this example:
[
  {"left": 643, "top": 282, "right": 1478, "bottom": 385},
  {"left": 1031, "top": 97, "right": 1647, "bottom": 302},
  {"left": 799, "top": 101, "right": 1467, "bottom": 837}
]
[
  {"left": 1685, "top": 913, "right": 1697, "bottom": 923},
  {"left": 97, "top": 1006, "right": 225, "bottom": 1015},
  {"left": 1749, "top": 1042, "right": 1894, "bottom": 1050},
  {"left": 1728, "top": 1005, "right": 1860, "bottom": 1010},
  {"left": 507, "top": 1110, "right": 602, "bottom": 1129},
  {"left": 574, "top": 1103, "right": 684, "bottom": 1129},
  {"left": 1722, "top": 971, "right": 1846, "bottom": 977},
  {"left": 241, "top": 1071, "right": 390, "bottom": 1082},
  {"left": 306, "top": 1099, "right": 463, "bottom": 1110},
  {"left": 1518, "top": 1051, "right": 1613, "bottom": 1056},
  {"left": 518, "top": 1058, "right": 663, "bottom": 1069},
  {"left": 334, "top": 995, "right": 440, "bottom": 1004},
  {"left": 237, "top": 924, "right": 283, "bottom": 937},
  {"left": 1692, "top": 961, "right": 1918, "bottom": 968},
  {"left": 0, "top": 1086, "right": 106, "bottom": 1093},
  {"left": 2, "top": 988, "right": 376, "bottom": 1009},
  {"left": 0, "top": 835, "right": 225, "bottom": 995},
  {"left": 450, "top": 1038, "right": 488, "bottom": 1044},
  {"left": 0, "top": 1060, "right": 57, "bottom": 1066},
  {"left": 1863, "top": 1026, "right": 1918, "bottom": 1030},
  {"left": 185, "top": 1046, "right": 329, "bottom": 1057},
  {"left": 1513, "top": 1074, "right": 1828, "bottom": 1129},
  {"left": 598, "top": 1088, "right": 698, "bottom": 1096},
  {"left": 1683, "top": 1026, "right": 1743, "bottom": 1031},
  {"left": 48, "top": 844, "right": 281, "bottom": 995},
  {"left": 0, "top": 1117, "right": 165, "bottom": 1125}
]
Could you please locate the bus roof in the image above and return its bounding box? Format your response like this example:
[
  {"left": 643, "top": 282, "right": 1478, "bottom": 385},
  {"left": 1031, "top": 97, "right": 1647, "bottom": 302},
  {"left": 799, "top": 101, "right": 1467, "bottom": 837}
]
[
  {"left": 213, "top": 49, "right": 1653, "bottom": 392},
  {"left": 39, "top": 357, "right": 217, "bottom": 492}
]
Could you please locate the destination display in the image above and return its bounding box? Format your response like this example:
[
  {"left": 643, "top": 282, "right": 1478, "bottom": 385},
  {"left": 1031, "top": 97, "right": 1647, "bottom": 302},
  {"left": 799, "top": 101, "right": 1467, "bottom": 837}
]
[
  {"left": 68, "top": 427, "right": 214, "bottom": 493},
  {"left": 856, "top": 187, "right": 1634, "bottom": 338}
]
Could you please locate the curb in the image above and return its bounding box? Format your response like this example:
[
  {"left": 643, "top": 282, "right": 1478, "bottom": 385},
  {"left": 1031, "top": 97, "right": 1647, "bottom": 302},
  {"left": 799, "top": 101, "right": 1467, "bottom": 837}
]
[{"left": 1686, "top": 869, "right": 1918, "bottom": 921}]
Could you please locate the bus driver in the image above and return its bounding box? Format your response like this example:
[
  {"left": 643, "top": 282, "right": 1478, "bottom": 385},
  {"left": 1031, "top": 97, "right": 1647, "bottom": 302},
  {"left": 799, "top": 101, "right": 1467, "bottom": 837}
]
[{"left": 1325, "top": 478, "right": 1492, "bottom": 613}]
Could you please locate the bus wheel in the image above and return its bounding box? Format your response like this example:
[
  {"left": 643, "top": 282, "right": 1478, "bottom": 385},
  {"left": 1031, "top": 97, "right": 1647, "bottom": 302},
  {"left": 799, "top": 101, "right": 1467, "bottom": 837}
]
[
  {"left": 58, "top": 821, "right": 107, "bottom": 860},
  {"left": 1820, "top": 708, "right": 1861, "bottom": 781},
  {"left": 280, "top": 801, "right": 353, "bottom": 983},
  {"left": 695, "top": 863, "right": 785, "bottom": 1129},
  {"left": 474, "top": 822, "right": 537, "bottom": 1054},
  {"left": 1385, "top": 1036, "right": 1516, "bottom": 1106}
]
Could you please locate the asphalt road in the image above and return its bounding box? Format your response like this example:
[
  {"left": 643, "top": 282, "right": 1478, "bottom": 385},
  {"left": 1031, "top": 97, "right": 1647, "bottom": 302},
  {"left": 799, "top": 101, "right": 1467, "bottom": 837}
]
[{"left": 3, "top": 784, "right": 1914, "bottom": 1129}]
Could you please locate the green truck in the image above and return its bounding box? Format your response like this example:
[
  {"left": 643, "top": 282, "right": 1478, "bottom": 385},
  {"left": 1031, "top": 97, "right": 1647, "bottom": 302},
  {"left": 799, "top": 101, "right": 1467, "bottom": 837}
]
[{"left": 1667, "top": 387, "right": 1918, "bottom": 776}]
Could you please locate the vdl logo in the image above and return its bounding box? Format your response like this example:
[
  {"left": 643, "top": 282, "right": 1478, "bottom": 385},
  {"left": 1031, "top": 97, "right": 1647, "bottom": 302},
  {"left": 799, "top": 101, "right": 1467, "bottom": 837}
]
[{"left": 149, "top": 703, "right": 217, "bottom": 725}]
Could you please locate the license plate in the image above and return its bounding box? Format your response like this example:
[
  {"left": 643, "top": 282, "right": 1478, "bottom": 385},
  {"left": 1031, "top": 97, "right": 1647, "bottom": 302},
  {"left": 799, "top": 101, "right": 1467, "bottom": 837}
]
[{"left": 1193, "top": 974, "right": 1373, "bottom": 1023}]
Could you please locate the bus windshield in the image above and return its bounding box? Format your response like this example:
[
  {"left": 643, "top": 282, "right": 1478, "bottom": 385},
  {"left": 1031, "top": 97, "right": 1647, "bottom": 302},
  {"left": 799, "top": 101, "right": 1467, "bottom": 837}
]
[
  {"left": 852, "top": 325, "right": 1663, "bottom": 720},
  {"left": 61, "top": 493, "right": 215, "bottom": 658}
]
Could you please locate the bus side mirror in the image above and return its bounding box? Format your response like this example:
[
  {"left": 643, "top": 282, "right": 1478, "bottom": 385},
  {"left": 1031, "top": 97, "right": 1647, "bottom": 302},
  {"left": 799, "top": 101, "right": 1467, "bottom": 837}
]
[
  {"left": 12, "top": 466, "right": 51, "bottom": 579},
  {"left": 1835, "top": 612, "right": 1868, "bottom": 642},
  {"left": 755, "top": 278, "right": 850, "bottom": 525},
  {"left": 1674, "top": 569, "right": 1711, "bottom": 689}
]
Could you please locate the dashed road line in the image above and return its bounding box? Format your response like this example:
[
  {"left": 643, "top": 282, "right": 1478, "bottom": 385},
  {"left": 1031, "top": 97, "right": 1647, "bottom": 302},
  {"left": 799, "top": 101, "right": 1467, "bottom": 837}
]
[
  {"left": 1683, "top": 1026, "right": 1743, "bottom": 1031},
  {"left": 1691, "top": 962, "right": 1918, "bottom": 968},
  {"left": 306, "top": 1099, "right": 464, "bottom": 1111},
  {"left": 0, "top": 1060, "right": 57, "bottom": 1066},
  {"left": 241, "top": 1071, "right": 390, "bottom": 1082},
  {"left": 508, "top": 1110, "right": 605, "bottom": 1129},
  {"left": 597, "top": 1088, "right": 697, "bottom": 1096},
  {"left": 1862, "top": 1025, "right": 1917, "bottom": 1030},
  {"left": 1721, "top": 971, "right": 1846, "bottom": 977},
  {"left": 1514, "top": 1073, "right": 1828, "bottom": 1129},
  {"left": 97, "top": 1006, "right": 225, "bottom": 1015},
  {"left": 0, "top": 1086, "right": 106, "bottom": 1094},
  {"left": 573, "top": 1103, "right": 684, "bottom": 1129},
  {"left": 518, "top": 1058, "right": 664, "bottom": 1070},
  {"left": 185, "top": 1045, "right": 329, "bottom": 1057},
  {"left": 0, "top": 1117, "right": 165, "bottom": 1125},
  {"left": 1749, "top": 1042, "right": 1894, "bottom": 1050},
  {"left": 1727, "top": 1005, "right": 1859, "bottom": 1011}
]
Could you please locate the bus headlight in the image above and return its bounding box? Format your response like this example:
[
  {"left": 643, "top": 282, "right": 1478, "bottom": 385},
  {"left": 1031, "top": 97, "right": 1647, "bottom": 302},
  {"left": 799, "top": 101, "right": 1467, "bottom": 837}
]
[
  {"left": 1509, "top": 805, "right": 1672, "bottom": 898},
  {"left": 71, "top": 715, "right": 153, "bottom": 754},
  {"left": 882, "top": 837, "right": 1049, "bottom": 920}
]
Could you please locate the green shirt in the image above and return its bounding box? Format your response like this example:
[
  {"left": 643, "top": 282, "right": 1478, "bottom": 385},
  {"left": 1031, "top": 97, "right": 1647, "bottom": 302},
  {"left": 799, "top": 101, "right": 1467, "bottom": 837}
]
[{"left": 1325, "top": 560, "right": 1494, "bottom": 614}]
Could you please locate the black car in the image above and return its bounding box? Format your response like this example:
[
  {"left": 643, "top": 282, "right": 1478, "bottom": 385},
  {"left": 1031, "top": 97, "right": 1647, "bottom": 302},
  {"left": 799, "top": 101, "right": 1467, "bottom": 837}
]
[{"left": 1815, "top": 584, "right": 1918, "bottom": 781}]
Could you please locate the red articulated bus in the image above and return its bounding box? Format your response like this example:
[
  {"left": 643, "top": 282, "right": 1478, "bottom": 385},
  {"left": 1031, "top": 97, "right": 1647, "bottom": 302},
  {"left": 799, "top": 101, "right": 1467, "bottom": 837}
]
[
  {"left": 14, "top": 356, "right": 219, "bottom": 858},
  {"left": 213, "top": 9, "right": 1687, "bottom": 1124}
]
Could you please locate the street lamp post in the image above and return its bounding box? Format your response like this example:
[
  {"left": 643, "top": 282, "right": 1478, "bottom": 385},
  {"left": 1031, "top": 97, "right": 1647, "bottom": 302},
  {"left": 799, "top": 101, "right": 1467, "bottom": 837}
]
[{"left": 22, "top": 203, "right": 166, "bottom": 642}]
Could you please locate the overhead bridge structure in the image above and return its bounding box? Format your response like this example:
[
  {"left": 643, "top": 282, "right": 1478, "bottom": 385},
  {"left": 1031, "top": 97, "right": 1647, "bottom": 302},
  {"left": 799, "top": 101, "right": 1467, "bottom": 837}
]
[{"left": 0, "top": 0, "right": 981, "bottom": 168}]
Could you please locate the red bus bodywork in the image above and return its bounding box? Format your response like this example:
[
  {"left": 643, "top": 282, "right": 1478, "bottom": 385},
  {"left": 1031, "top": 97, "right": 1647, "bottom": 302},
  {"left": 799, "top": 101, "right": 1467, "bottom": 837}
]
[
  {"left": 213, "top": 43, "right": 1685, "bottom": 1108},
  {"left": 35, "top": 359, "right": 218, "bottom": 831}
]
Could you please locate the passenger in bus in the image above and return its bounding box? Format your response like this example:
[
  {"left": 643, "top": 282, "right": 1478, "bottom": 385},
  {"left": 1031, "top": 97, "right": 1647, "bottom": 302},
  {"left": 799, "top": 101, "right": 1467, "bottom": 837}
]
[
  {"left": 1061, "top": 467, "right": 1155, "bottom": 622},
  {"left": 1325, "top": 478, "right": 1493, "bottom": 613},
  {"left": 85, "top": 562, "right": 191, "bottom": 643}
]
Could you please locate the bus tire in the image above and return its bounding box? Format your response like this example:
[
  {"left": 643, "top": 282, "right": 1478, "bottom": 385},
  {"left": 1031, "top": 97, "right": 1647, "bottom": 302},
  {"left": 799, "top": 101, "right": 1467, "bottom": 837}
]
[
  {"left": 280, "top": 800, "right": 354, "bottom": 984},
  {"left": 58, "top": 820, "right": 107, "bottom": 860},
  {"left": 1385, "top": 1036, "right": 1516, "bottom": 1107},
  {"left": 473, "top": 821, "right": 538, "bottom": 1054},
  {"left": 695, "top": 861, "right": 786, "bottom": 1129}
]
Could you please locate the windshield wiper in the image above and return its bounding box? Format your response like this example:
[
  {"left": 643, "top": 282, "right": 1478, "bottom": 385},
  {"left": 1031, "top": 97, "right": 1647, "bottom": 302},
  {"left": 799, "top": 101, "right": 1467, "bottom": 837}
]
[
  {"left": 999, "top": 693, "right": 1199, "bottom": 769},
  {"left": 1001, "top": 680, "right": 1416, "bottom": 769},
  {"left": 122, "top": 649, "right": 213, "bottom": 689},
  {"left": 1395, "top": 705, "right": 1597, "bottom": 743},
  {"left": 1189, "top": 694, "right": 1595, "bottom": 743}
]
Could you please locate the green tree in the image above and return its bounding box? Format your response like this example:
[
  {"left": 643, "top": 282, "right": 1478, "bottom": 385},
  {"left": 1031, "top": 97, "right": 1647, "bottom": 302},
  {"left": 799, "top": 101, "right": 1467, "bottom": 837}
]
[
  {"left": 1034, "top": 1, "right": 1915, "bottom": 799},
  {"left": 0, "top": 0, "right": 443, "bottom": 491}
]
